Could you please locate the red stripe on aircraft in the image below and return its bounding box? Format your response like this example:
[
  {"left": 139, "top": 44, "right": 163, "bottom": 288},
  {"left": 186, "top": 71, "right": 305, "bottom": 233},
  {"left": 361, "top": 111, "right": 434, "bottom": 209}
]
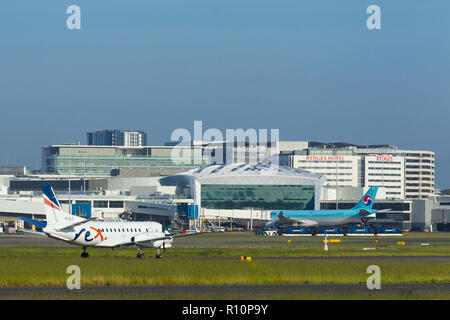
[{"left": 44, "top": 197, "right": 60, "bottom": 211}]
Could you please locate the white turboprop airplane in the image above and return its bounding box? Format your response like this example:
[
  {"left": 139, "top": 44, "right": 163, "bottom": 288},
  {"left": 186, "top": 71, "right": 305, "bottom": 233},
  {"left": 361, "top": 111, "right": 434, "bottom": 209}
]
[{"left": 20, "top": 184, "right": 204, "bottom": 259}]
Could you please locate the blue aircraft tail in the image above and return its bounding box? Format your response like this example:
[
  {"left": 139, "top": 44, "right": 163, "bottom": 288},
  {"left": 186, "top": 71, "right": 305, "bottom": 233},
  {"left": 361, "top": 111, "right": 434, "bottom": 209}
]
[{"left": 352, "top": 186, "right": 378, "bottom": 210}]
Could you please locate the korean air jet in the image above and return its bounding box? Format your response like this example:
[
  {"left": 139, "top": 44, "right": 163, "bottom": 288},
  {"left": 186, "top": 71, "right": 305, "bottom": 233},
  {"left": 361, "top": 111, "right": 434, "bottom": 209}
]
[
  {"left": 20, "top": 184, "right": 204, "bottom": 259},
  {"left": 268, "top": 186, "right": 388, "bottom": 227}
]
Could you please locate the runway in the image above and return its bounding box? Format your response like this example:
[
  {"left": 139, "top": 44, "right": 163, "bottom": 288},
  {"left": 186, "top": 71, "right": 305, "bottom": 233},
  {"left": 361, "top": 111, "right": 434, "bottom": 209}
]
[
  {"left": 0, "top": 234, "right": 75, "bottom": 247},
  {"left": 170, "top": 255, "right": 450, "bottom": 262},
  {"left": 2, "top": 233, "right": 450, "bottom": 248},
  {"left": 1, "top": 283, "right": 449, "bottom": 299},
  {"left": 1, "top": 234, "right": 450, "bottom": 262}
]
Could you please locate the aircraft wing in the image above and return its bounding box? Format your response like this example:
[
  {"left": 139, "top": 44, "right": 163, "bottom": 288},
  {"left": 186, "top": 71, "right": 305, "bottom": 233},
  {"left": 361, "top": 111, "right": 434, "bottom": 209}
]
[
  {"left": 375, "top": 209, "right": 392, "bottom": 213},
  {"left": 133, "top": 231, "right": 209, "bottom": 248},
  {"left": 359, "top": 208, "right": 391, "bottom": 218},
  {"left": 278, "top": 215, "right": 318, "bottom": 227},
  {"left": 278, "top": 214, "right": 297, "bottom": 225},
  {"left": 294, "top": 219, "right": 319, "bottom": 227}
]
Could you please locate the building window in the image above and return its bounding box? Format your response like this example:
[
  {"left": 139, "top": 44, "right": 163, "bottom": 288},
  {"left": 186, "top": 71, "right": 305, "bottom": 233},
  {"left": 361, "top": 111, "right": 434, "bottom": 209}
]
[
  {"left": 109, "top": 201, "right": 124, "bottom": 208},
  {"left": 201, "top": 184, "right": 315, "bottom": 210},
  {"left": 75, "top": 200, "right": 91, "bottom": 205},
  {"left": 94, "top": 201, "right": 108, "bottom": 208}
]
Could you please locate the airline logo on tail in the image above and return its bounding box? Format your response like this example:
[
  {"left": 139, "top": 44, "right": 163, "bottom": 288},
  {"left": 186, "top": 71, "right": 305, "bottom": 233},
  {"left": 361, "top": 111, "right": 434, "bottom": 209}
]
[
  {"left": 353, "top": 186, "right": 378, "bottom": 210},
  {"left": 363, "top": 195, "right": 373, "bottom": 206},
  {"left": 42, "top": 184, "right": 61, "bottom": 211}
]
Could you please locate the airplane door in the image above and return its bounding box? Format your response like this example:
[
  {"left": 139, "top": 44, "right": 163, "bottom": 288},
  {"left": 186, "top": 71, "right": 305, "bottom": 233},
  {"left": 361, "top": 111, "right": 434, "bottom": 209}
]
[{"left": 120, "top": 226, "right": 126, "bottom": 238}]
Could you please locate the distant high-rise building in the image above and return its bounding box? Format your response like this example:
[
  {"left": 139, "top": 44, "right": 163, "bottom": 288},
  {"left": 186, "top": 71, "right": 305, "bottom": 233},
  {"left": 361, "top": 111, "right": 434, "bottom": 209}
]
[
  {"left": 279, "top": 141, "right": 435, "bottom": 200},
  {"left": 87, "top": 130, "right": 147, "bottom": 147}
]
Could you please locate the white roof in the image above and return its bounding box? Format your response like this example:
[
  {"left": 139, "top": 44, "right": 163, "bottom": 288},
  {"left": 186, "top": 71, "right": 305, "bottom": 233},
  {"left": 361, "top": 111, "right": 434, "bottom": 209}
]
[{"left": 179, "top": 163, "right": 324, "bottom": 181}]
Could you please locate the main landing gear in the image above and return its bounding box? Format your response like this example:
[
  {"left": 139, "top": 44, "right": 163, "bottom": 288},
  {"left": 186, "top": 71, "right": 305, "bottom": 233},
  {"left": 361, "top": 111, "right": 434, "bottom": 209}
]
[
  {"left": 361, "top": 218, "right": 368, "bottom": 227},
  {"left": 155, "top": 247, "right": 162, "bottom": 259},
  {"left": 136, "top": 247, "right": 164, "bottom": 259},
  {"left": 137, "top": 247, "right": 145, "bottom": 259},
  {"left": 81, "top": 247, "right": 89, "bottom": 258}
]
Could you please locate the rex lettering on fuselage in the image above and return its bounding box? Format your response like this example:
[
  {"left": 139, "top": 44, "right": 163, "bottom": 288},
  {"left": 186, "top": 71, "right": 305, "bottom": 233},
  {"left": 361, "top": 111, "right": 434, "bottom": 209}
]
[{"left": 73, "top": 228, "right": 93, "bottom": 242}]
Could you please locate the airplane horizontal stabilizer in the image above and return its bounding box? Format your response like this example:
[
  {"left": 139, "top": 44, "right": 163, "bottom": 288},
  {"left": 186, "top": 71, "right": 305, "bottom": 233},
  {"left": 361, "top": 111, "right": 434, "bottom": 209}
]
[
  {"left": 19, "top": 216, "right": 47, "bottom": 229},
  {"left": 18, "top": 229, "right": 46, "bottom": 236},
  {"left": 55, "top": 218, "right": 98, "bottom": 231}
]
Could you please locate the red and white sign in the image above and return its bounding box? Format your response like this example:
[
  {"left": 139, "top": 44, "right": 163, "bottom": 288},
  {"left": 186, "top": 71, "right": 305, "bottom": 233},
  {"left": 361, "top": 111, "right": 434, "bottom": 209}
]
[
  {"left": 375, "top": 155, "right": 394, "bottom": 162},
  {"left": 305, "top": 155, "right": 345, "bottom": 161}
]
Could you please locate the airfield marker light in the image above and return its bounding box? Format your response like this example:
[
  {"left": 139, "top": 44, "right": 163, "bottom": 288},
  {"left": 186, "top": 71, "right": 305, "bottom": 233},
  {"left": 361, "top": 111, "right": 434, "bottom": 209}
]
[{"left": 287, "top": 240, "right": 291, "bottom": 244}]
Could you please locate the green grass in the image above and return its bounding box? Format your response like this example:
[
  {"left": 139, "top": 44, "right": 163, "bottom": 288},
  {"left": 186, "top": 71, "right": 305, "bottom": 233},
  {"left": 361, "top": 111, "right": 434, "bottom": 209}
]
[
  {"left": 1, "top": 241, "right": 450, "bottom": 259},
  {"left": 1, "top": 232, "right": 450, "bottom": 300},
  {"left": 0, "top": 254, "right": 449, "bottom": 287},
  {"left": 0, "top": 236, "right": 449, "bottom": 299}
]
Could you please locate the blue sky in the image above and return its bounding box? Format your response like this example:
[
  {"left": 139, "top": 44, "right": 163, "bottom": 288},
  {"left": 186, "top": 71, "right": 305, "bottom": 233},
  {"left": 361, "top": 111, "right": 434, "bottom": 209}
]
[{"left": 0, "top": 1, "right": 449, "bottom": 187}]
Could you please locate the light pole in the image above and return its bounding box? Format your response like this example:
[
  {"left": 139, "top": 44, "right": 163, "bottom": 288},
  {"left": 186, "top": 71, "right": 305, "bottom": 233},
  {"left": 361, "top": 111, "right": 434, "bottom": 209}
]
[{"left": 335, "top": 154, "right": 339, "bottom": 210}]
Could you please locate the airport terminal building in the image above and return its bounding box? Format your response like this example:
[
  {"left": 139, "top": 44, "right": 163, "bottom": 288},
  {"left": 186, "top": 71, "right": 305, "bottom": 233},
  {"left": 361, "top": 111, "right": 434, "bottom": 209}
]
[
  {"left": 0, "top": 140, "right": 442, "bottom": 231},
  {"left": 42, "top": 142, "right": 436, "bottom": 202},
  {"left": 160, "top": 163, "right": 325, "bottom": 226},
  {"left": 41, "top": 145, "right": 208, "bottom": 176},
  {"left": 41, "top": 142, "right": 277, "bottom": 177}
]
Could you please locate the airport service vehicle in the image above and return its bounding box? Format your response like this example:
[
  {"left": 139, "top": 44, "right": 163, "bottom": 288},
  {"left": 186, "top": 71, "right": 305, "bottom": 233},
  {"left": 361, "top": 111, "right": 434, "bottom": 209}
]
[
  {"left": 20, "top": 184, "right": 205, "bottom": 258},
  {"left": 209, "top": 226, "right": 225, "bottom": 233},
  {"left": 267, "top": 186, "right": 390, "bottom": 228}
]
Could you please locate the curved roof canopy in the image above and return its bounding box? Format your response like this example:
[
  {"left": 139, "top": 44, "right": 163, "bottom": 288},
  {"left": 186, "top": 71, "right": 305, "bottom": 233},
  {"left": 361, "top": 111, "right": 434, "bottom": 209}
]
[{"left": 160, "top": 163, "right": 325, "bottom": 186}]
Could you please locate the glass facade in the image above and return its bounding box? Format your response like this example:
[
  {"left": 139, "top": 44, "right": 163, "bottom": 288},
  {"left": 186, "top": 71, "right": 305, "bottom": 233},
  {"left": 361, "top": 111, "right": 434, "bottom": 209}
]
[
  {"left": 201, "top": 184, "right": 315, "bottom": 210},
  {"left": 46, "top": 155, "right": 207, "bottom": 175}
]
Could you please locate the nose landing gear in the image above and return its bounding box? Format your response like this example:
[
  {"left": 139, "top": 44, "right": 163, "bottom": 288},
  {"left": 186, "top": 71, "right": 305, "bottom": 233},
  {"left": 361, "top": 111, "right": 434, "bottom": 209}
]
[{"left": 81, "top": 247, "right": 89, "bottom": 258}]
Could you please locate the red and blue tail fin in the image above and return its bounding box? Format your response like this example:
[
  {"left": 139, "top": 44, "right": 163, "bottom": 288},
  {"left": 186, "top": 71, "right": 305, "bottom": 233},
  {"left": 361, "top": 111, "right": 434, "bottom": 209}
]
[
  {"left": 42, "top": 184, "right": 61, "bottom": 211},
  {"left": 352, "top": 186, "right": 378, "bottom": 210},
  {"left": 42, "top": 184, "right": 84, "bottom": 229}
]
